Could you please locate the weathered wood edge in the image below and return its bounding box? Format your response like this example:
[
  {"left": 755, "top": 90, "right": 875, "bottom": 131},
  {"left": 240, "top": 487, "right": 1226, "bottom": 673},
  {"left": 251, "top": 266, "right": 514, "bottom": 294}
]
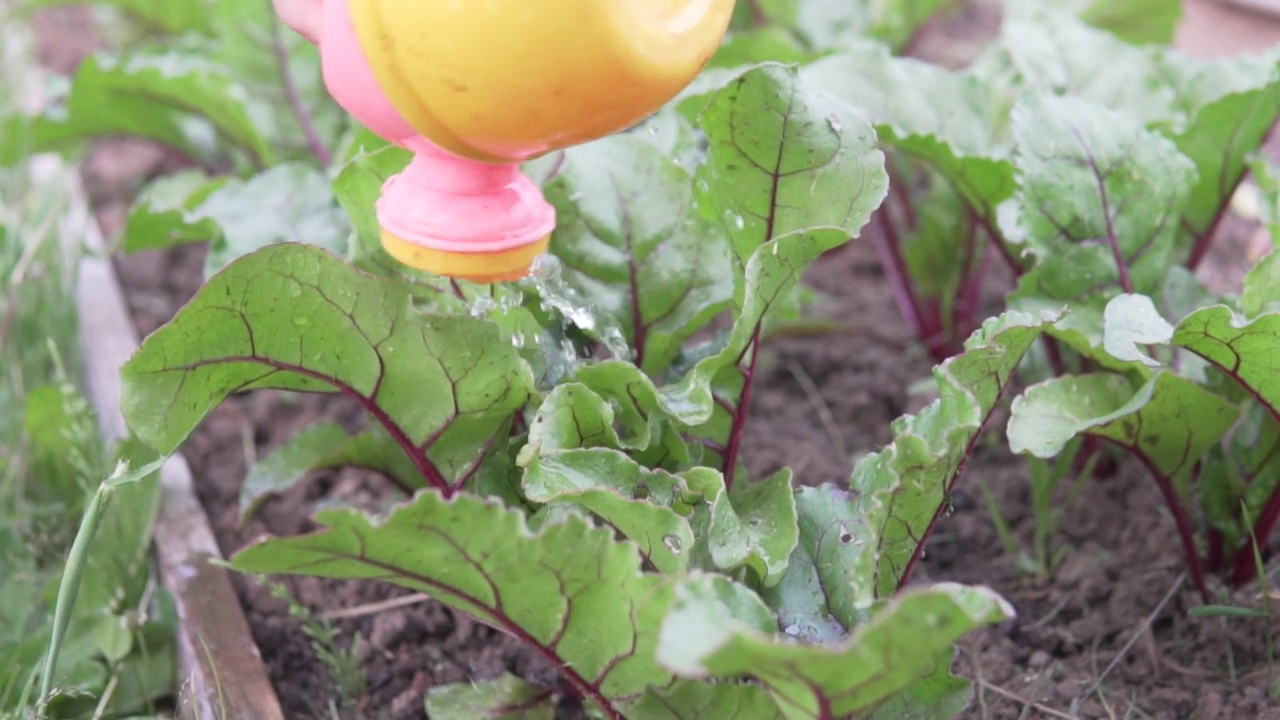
[{"left": 59, "top": 157, "right": 285, "bottom": 720}]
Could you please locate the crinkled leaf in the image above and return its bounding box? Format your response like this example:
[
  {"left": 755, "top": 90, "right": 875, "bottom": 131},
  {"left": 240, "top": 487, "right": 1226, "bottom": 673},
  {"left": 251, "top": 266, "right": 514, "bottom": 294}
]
[
  {"left": 1240, "top": 249, "right": 1280, "bottom": 319},
  {"left": 621, "top": 680, "right": 783, "bottom": 719},
  {"left": 120, "top": 243, "right": 533, "bottom": 487},
  {"left": 851, "top": 310, "right": 1055, "bottom": 597},
  {"left": 520, "top": 383, "right": 622, "bottom": 457},
  {"left": 1009, "top": 92, "right": 1196, "bottom": 298},
  {"left": 1001, "top": 8, "right": 1177, "bottom": 125},
  {"left": 658, "top": 581, "right": 1011, "bottom": 720},
  {"left": 684, "top": 467, "right": 799, "bottom": 587},
  {"left": 198, "top": 163, "right": 350, "bottom": 276},
  {"left": 868, "top": 649, "right": 973, "bottom": 720},
  {"left": 1172, "top": 306, "right": 1280, "bottom": 424},
  {"left": 424, "top": 673, "right": 554, "bottom": 720},
  {"left": 801, "top": 42, "right": 1015, "bottom": 215},
  {"left": 120, "top": 171, "right": 227, "bottom": 253},
  {"left": 1077, "top": 0, "right": 1181, "bottom": 45},
  {"left": 546, "top": 136, "right": 735, "bottom": 376},
  {"left": 1008, "top": 372, "right": 1239, "bottom": 482},
  {"left": 522, "top": 449, "right": 694, "bottom": 574},
  {"left": 694, "top": 64, "right": 888, "bottom": 263},
  {"left": 760, "top": 484, "right": 869, "bottom": 644},
  {"left": 233, "top": 493, "right": 774, "bottom": 715},
  {"left": 240, "top": 423, "right": 424, "bottom": 520},
  {"left": 1160, "top": 51, "right": 1280, "bottom": 248},
  {"left": 1102, "top": 293, "right": 1175, "bottom": 367}
]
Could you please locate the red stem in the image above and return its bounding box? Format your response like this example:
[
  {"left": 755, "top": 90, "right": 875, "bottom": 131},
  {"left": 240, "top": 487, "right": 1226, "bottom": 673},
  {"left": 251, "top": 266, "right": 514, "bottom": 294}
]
[
  {"left": 1230, "top": 481, "right": 1280, "bottom": 586},
  {"left": 871, "top": 208, "right": 930, "bottom": 346},
  {"left": 721, "top": 327, "right": 762, "bottom": 491},
  {"left": 270, "top": 18, "right": 331, "bottom": 167},
  {"left": 1133, "top": 453, "right": 1210, "bottom": 601}
]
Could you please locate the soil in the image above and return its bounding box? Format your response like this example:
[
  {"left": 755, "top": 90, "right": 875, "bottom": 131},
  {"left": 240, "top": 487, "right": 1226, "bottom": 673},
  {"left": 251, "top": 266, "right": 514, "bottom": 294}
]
[{"left": 39, "top": 3, "right": 1280, "bottom": 719}]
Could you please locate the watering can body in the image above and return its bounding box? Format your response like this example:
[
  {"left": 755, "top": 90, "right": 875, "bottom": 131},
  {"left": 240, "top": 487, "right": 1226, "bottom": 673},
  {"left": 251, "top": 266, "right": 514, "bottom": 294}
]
[{"left": 276, "top": 0, "right": 735, "bottom": 282}]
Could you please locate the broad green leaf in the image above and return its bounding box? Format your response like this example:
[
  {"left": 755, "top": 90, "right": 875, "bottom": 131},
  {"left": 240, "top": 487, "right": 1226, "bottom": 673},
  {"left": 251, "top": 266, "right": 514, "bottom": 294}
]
[
  {"left": 1078, "top": 0, "right": 1181, "bottom": 45},
  {"left": 197, "top": 163, "right": 350, "bottom": 276},
  {"left": 521, "top": 384, "right": 622, "bottom": 456},
  {"left": 851, "top": 310, "right": 1055, "bottom": 597},
  {"left": 1010, "top": 92, "right": 1196, "bottom": 298},
  {"left": 331, "top": 141, "right": 411, "bottom": 273},
  {"left": 684, "top": 468, "right": 799, "bottom": 587},
  {"left": 694, "top": 64, "right": 888, "bottom": 263},
  {"left": 546, "top": 136, "right": 735, "bottom": 376},
  {"left": 1102, "top": 293, "right": 1175, "bottom": 367},
  {"left": 1172, "top": 306, "right": 1280, "bottom": 424},
  {"left": 233, "top": 492, "right": 775, "bottom": 716},
  {"left": 522, "top": 449, "right": 695, "bottom": 574},
  {"left": 869, "top": 649, "right": 973, "bottom": 720},
  {"left": 1240, "top": 249, "right": 1280, "bottom": 319},
  {"left": 622, "top": 680, "right": 783, "bottom": 719},
  {"left": 1001, "top": 8, "right": 1177, "bottom": 126},
  {"left": 802, "top": 42, "right": 1015, "bottom": 215},
  {"left": 761, "top": 484, "right": 869, "bottom": 643},
  {"left": 425, "top": 674, "right": 554, "bottom": 720},
  {"left": 1008, "top": 372, "right": 1239, "bottom": 482},
  {"left": 120, "top": 243, "right": 533, "bottom": 488},
  {"left": 657, "top": 581, "right": 1011, "bottom": 720},
  {"left": 34, "top": 50, "right": 270, "bottom": 165},
  {"left": 1159, "top": 50, "right": 1280, "bottom": 249},
  {"left": 240, "top": 423, "right": 424, "bottom": 519},
  {"left": 120, "top": 171, "right": 227, "bottom": 253}
]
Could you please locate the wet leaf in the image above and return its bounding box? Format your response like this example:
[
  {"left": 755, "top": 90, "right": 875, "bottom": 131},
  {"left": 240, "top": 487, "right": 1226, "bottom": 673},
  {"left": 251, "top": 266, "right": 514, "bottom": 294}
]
[
  {"left": 657, "top": 581, "right": 1011, "bottom": 720},
  {"left": 1102, "top": 293, "right": 1175, "bottom": 367},
  {"left": 233, "top": 493, "right": 775, "bottom": 717},
  {"left": 621, "top": 680, "right": 783, "bottom": 719},
  {"left": 1171, "top": 306, "right": 1280, "bottom": 424},
  {"left": 546, "top": 136, "right": 735, "bottom": 377},
  {"left": 120, "top": 243, "right": 533, "bottom": 489},
  {"left": 694, "top": 64, "right": 887, "bottom": 263}
]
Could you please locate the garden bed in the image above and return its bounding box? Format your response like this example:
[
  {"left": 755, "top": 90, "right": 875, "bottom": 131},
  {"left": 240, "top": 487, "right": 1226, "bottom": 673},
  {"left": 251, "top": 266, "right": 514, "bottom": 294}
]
[{"left": 49, "top": 1, "right": 1280, "bottom": 718}]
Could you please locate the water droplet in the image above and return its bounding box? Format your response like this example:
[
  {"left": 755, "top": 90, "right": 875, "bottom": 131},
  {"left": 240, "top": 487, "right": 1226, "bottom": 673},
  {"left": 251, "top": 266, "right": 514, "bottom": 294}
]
[
  {"left": 525, "top": 255, "right": 632, "bottom": 361},
  {"left": 469, "top": 294, "right": 497, "bottom": 318},
  {"left": 723, "top": 210, "right": 745, "bottom": 232},
  {"left": 662, "top": 535, "right": 683, "bottom": 554},
  {"left": 285, "top": 279, "right": 303, "bottom": 298},
  {"left": 827, "top": 115, "right": 843, "bottom": 133},
  {"left": 291, "top": 314, "right": 310, "bottom": 327}
]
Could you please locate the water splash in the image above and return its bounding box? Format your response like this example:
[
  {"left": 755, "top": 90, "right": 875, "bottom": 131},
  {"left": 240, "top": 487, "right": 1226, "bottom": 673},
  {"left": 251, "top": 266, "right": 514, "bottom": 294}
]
[{"left": 525, "top": 255, "right": 632, "bottom": 362}]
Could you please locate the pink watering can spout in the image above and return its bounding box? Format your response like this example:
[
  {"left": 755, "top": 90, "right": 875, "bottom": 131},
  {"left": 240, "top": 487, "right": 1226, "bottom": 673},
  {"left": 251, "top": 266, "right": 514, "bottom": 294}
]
[{"left": 274, "top": 0, "right": 734, "bottom": 283}]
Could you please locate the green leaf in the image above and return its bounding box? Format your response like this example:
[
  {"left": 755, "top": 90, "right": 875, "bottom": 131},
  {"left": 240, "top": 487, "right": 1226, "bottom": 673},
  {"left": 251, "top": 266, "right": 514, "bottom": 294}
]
[
  {"left": 1001, "top": 8, "right": 1177, "bottom": 126},
  {"left": 546, "top": 136, "right": 735, "bottom": 376},
  {"left": 425, "top": 673, "right": 554, "bottom": 720},
  {"left": 1078, "top": 0, "right": 1182, "bottom": 45},
  {"left": 621, "top": 680, "right": 783, "bottom": 719},
  {"left": 233, "top": 492, "right": 775, "bottom": 716},
  {"left": 758, "top": 0, "right": 950, "bottom": 51},
  {"left": 119, "top": 171, "right": 227, "bottom": 253},
  {"left": 658, "top": 581, "right": 1011, "bottom": 720},
  {"left": 1009, "top": 92, "right": 1196, "bottom": 298},
  {"left": 522, "top": 449, "right": 695, "bottom": 574},
  {"left": 120, "top": 243, "right": 533, "bottom": 488},
  {"left": 24, "top": 0, "right": 215, "bottom": 34},
  {"left": 331, "top": 141, "right": 411, "bottom": 272},
  {"left": 35, "top": 50, "right": 270, "bottom": 165},
  {"left": 1160, "top": 51, "right": 1280, "bottom": 247},
  {"left": 1241, "top": 249, "right": 1280, "bottom": 319},
  {"left": 521, "top": 383, "right": 622, "bottom": 456},
  {"left": 801, "top": 42, "right": 1016, "bottom": 216},
  {"left": 1102, "top": 293, "right": 1175, "bottom": 367},
  {"left": 1008, "top": 372, "right": 1239, "bottom": 482},
  {"left": 240, "top": 423, "right": 425, "bottom": 519},
  {"left": 760, "top": 484, "right": 869, "bottom": 643},
  {"left": 1171, "top": 306, "right": 1280, "bottom": 424},
  {"left": 683, "top": 467, "right": 799, "bottom": 587},
  {"left": 869, "top": 649, "right": 974, "bottom": 720},
  {"left": 852, "top": 310, "right": 1055, "bottom": 597},
  {"left": 182, "top": 163, "right": 350, "bottom": 276},
  {"left": 694, "top": 64, "right": 888, "bottom": 263}
]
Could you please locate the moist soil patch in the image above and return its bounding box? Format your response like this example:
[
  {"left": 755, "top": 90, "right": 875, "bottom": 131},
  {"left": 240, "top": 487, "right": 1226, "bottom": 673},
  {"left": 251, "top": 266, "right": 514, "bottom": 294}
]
[{"left": 40, "top": 3, "right": 1280, "bottom": 718}]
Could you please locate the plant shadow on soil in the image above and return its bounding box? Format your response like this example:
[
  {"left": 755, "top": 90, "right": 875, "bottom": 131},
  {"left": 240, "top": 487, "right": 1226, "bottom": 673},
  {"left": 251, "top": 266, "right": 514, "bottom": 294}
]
[{"left": 45, "top": 3, "right": 1280, "bottom": 718}]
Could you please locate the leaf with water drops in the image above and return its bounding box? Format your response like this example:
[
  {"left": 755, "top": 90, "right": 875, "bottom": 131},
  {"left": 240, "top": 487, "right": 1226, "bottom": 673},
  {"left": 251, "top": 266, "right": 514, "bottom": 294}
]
[
  {"left": 120, "top": 243, "right": 534, "bottom": 491},
  {"left": 232, "top": 492, "right": 775, "bottom": 717},
  {"left": 546, "top": 136, "right": 735, "bottom": 377},
  {"left": 657, "top": 580, "right": 1011, "bottom": 720},
  {"left": 694, "top": 64, "right": 888, "bottom": 263}
]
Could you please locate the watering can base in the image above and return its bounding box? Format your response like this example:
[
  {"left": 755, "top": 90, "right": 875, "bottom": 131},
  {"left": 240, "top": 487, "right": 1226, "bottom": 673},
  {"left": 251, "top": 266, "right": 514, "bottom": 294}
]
[{"left": 379, "top": 229, "right": 550, "bottom": 284}]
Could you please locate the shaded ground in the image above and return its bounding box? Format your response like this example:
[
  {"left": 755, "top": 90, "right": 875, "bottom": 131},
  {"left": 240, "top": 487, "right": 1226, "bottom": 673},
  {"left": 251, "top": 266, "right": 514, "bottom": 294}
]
[{"left": 37, "top": 1, "right": 1280, "bottom": 718}]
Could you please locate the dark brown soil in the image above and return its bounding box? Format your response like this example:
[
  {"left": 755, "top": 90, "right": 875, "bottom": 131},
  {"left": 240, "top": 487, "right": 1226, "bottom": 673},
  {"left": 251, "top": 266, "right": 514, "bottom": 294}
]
[{"left": 41, "top": 3, "right": 1280, "bottom": 719}]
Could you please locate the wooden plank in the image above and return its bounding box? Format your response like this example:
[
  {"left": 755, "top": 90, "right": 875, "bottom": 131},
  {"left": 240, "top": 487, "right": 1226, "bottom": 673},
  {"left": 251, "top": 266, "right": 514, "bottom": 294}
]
[{"left": 55, "top": 156, "right": 285, "bottom": 720}]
